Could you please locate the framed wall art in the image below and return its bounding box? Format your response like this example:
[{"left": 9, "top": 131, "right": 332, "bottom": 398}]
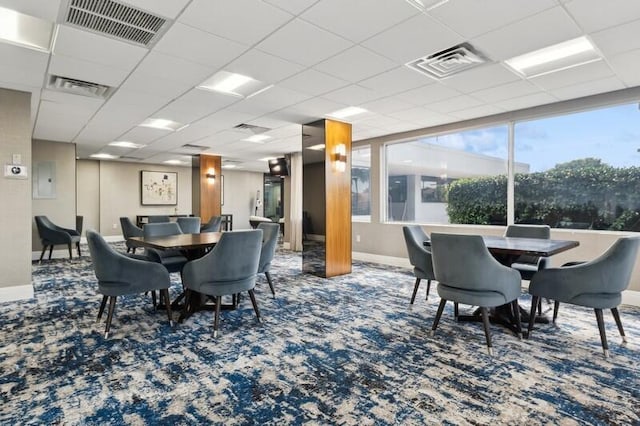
[{"left": 141, "top": 170, "right": 177, "bottom": 205}]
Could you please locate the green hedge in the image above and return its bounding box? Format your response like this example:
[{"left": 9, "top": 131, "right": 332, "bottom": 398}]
[{"left": 446, "top": 158, "right": 640, "bottom": 231}]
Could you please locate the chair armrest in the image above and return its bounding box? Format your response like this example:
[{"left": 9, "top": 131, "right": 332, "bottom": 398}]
[
  {"left": 40, "top": 227, "right": 73, "bottom": 243},
  {"left": 97, "top": 250, "right": 170, "bottom": 293},
  {"left": 530, "top": 262, "right": 607, "bottom": 301}
]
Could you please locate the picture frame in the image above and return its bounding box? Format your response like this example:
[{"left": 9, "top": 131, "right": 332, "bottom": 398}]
[{"left": 141, "top": 170, "right": 178, "bottom": 205}]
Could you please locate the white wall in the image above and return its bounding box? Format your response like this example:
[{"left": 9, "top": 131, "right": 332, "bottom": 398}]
[{"left": 221, "top": 169, "right": 265, "bottom": 230}]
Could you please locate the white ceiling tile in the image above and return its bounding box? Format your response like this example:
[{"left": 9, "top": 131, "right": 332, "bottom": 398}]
[
  {"left": 119, "top": 71, "right": 193, "bottom": 99},
  {"left": 354, "top": 115, "right": 403, "bottom": 129},
  {"left": 155, "top": 89, "right": 239, "bottom": 124},
  {"left": 225, "top": 49, "right": 306, "bottom": 84},
  {"left": 34, "top": 99, "right": 100, "bottom": 141},
  {"left": 40, "top": 89, "right": 105, "bottom": 108},
  {"left": 153, "top": 22, "right": 247, "bottom": 68},
  {"left": 226, "top": 86, "right": 312, "bottom": 116},
  {"left": 529, "top": 60, "right": 615, "bottom": 90},
  {"left": 282, "top": 97, "right": 347, "bottom": 118},
  {"left": 591, "top": 19, "right": 640, "bottom": 57},
  {"left": 361, "top": 13, "right": 463, "bottom": 63},
  {"left": 278, "top": 69, "right": 349, "bottom": 96},
  {"left": 48, "top": 54, "right": 130, "bottom": 87},
  {"left": 263, "top": 0, "right": 320, "bottom": 15},
  {"left": 470, "top": 80, "right": 541, "bottom": 103},
  {"left": 564, "top": 0, "right": 640, "bottom": 33},
  {"left": 0, "top": 0, "right": 61, "bottom": 21},
  {"left": 387, "top": 106, "right": 439, "bottom": 123},
  {"left": 394, "top": 83, "right": 462, "bottom": 106},
  {"left": 118, "top": 126, "right": 174, "bottom": 144},
  {"left": 450, "top": 104, "right": 506, "bottom": 120},
  {"left": 359, "top": 67, "right": 433, "bottom": 97},
  {"left": 256, "top": 18, "right": 353, "bottom": 67},
  {"left": 550, "top": 76, "right": 626, "bottom": 100},
  {"left": 409, "top": 112, "right": 458, "bottom": 128},
  {"left": 0, "top": 43, "right": 49, "bottom": 87},
  {"left": 133, "top": 51, "right": 213, "bottom": 86},
  {"left": 472, "top": 7, "right": 582, "bottom": 61},
  {"left": 430, "top": 0, "right": 557, "bottom": 39},
  {"left": 608, "top": 48, "right": 640, "bottom": 87},
  {"left": 495, "top": 92, "right": 558, "bottom": 111},
  {"left": 361, "top": 97, "right": 415, "bottom": 115},
  {"left": 314, "top": 46, "right": 397, "bottom": 83},
  {"left": 179, "top": 0, "right": 293, "bottom": 45},
  {"left": 440, "top": 63, "right": 521, "bottom": 93},
  {"left": 118, "top": 0, "right": 190, "bottom": 19},
  {"left": 53, "top": 25, "right": 147, "bottom": 69},
  {"left": 301, "top": 0, "right": 418, "bottom": 43},
  {"left": 428, "top": 95, "right": 484, "bottom": 114},
  {"left": 321, "top": 84, "right": 384, "bottom": 105}
]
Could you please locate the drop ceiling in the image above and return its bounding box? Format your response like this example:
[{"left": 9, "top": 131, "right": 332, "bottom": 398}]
[{"left": 0, "top": 0, "right": 639, "bottom": 172}]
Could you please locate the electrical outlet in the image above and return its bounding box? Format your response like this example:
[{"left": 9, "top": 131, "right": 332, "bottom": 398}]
[{"left": 356, "top": 235, "right": 361, "bottom": 242}]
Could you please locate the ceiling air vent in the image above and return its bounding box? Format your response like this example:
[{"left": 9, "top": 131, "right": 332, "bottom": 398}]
[
  {"left": 48, "top": 75, "right": 113, "bottom": 98},
  {"left": 65, "top": 0, "right": 169, "bottom": 47},
  {"left": 233, "top": 123, "right": 271, "bottom": 134},
  {"left": 406, "top": 43, "right": 487, "bottom": 80}
]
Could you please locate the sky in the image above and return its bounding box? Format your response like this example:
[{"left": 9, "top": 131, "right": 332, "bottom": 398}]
[{"left": 420, "top": 102, "right": 640, "bottom": 173}]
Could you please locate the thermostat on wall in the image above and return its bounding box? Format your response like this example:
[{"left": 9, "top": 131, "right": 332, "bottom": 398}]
[{"left": 4, "top": 164, "right": 28, "bottom": 179}]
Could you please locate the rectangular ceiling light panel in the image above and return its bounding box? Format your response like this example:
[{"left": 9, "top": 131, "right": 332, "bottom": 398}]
[
  {"left": 406, "top": 43, "right": 487, "bottom": 80},
  {"left": 504, "top": 36, "right": 602, "bottom": 78},
  {"left": 198, "top": 71, "right": 273, "bottom": 98},
  {"left": 0, "top": 6, "right": 54, "bottom": 51},
  {"left": 65, "top": 0, "right": 169, "bottom": 46}
]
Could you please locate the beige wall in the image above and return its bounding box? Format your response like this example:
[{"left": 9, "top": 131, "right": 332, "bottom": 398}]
[
  {"left": 0, "top": 88, "right": 32, "bottom": 290},
  {"left": 76, "top": 160, "right": 100, "bottom": 235},
  {"left": 31, "top": 139, "right": 77, "bottom": 250},
  {"left": 221, "top": 169, "right": 265, "bottom": 230}
]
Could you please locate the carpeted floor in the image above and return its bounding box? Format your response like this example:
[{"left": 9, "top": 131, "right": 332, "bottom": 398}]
[{"left": 1, "top": 243, "right": 639, "bottom": 425}]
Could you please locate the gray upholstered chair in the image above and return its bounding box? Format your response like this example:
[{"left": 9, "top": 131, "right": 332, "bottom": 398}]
[
  {"left": 147, "top": 215, "right": 170, "bottom": 223},
  {"left": 181, "top": 229, "right": 263, "bottom": 337},
  {"left": 86, "top": 229, "right": 173, "bottom": 338},
  {"left": 143, "top": 222, "right": 188, "bottom": 273},
  {"left": 200, "top": 216, "right": 223, "bottom": 233},
  {"left": 430, "top": 233, "right": 523, "bottom": 355},
  {"left": 257, "top": 222, "right": 280, "bottom": 298},
  {"left": 527, "top": 236, "right": 640, "bottom": 357},
  {"left": 120, "top": 217, "right": 144, "bottom": 254},
  {"left": 177, "top": 217, "right": 201, "bottom": 234},
  {"left": 505, "top": 224, "right": 551, "bottom": 280},
  {"left": 35, "top": 215, "right": 81, "bottom": 261},
  {"left": 402, "top": 225, "right": 435, "bottom": 304}
]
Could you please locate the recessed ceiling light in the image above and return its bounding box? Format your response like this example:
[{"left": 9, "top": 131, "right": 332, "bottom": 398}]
[
  {"left": 327, "top": 106, "right": 368, "bottom": 120},
  {"left": 108, "top": 141, "right": 145, "bottom": 149},
  {"left": 0, "top": 6, "right": 54, "bottom": 52},
  {"left": 306, "top": 144, "right": 326, "bottom": 151},
  {"left": 242, "top": 134, "right": 272, "bottom": 143},
  {"left": 139, "top": 118, "right": 187, "bottom": 131},
  {"left": 504, "top": 36, "right": 602, "bottom": 78},
  {"left": 222, "top": 164, "right": 237, "bottom": 169},
  {"left": 90, "top": 153, "right": 118, "bottom": 159},
  {"left": 163, "top": 159, "right": 186, "bottom": 165},
  {"left": 259, "top": 157, "right": 277, "bottom": 162},
  {"left": 405, "top": 0, "right": 450, "bottom": 12},
  {"left": 197, "top": 71, "right": 273, "bottom": 98}
]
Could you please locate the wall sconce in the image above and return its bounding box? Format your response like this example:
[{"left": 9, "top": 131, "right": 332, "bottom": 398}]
[
  {"left": 332, "top": 143, "right": 347, "bottom": 173},
  {"left": 206, "top": 168, "right": 216, "bottom": 182}
]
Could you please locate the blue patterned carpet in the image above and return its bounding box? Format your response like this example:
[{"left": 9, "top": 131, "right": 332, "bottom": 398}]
[{"left": 1, "top": 243, "right": 640, "bottom": 425}]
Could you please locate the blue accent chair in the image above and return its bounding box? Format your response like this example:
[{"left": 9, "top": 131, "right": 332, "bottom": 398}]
[
  {"left": 177, "top": 217, "right": 201, "bottom": 234},
  {"left": 142, "top": 222, "right": 188, "bottom": 273},
  {"left": 527, "top": 236, "right": 640, "bottom": 357},
  {"left": 35, "top": 215, "right": 81, "bottom": 261},
  {"left": 86, "top": 229, "right": 173, "bottom": 338},
  {"left": 402, "top": 225, "right": 435, "bottom": 304},
  {"left": 257, "top": 222, "right": 280, "bottom": 298},
  {"left": 200, "top": 216, "right": 223, "bottom": 233},
  {"left": 120, "top": 217, "right": 143, "bottom": 254}
]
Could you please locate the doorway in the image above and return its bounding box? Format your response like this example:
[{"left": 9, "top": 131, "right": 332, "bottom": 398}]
[{"left": 263, "top": 174, "right": 284, "bottom": 222}]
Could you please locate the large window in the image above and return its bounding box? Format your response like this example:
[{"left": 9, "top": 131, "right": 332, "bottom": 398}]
[
  {"left": 352, "top": 146, "right": 371, "bottom": 221},
  {"left": 386, "top": 126, "right": 509, "bottom": 225},
  {"left": 515, "top": 103, "right": 640, "bottom": 231}
]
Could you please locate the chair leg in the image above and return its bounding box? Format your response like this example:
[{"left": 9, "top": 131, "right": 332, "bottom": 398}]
[
  {"left": 410, "top": 278, "right": 421, "bottom": 304},
  {"left": 151, "top": 291, "right": 157, "bottom": 310},
  {"left": 39, "top": 245, "right": 47, "bottom": 262},
  {"left": 48, "top": 245, "right": 53, "bottom": 260},
  {"left": 611, "top": 307, "right": 626, "bottom": 344},
  {"left": 511, "top": 299, "right": 523, "bottom": 339},
  {"left": 213, "top": 296, "right": 222, "bottom": 338},
  {"left": 425, "top": 279, "right": 431, "bottom": 300},
  {"left": 527, "top": 296, "right": 540, "bottom": 339},
  {"left": 454, "top": 302, "right": 459, "bottom": 318},
  {"left": 68, "top": 243, "right": 73, "bottom": 259},
  {"left": 553, "top": 301, "right": 560, "bottom": 323},
  {"left": 265, "top": 271, "right": 275, "bottom": 298},
  {"left": 480, "top": 307, "right": 493, "bottom": 355},
  {"left": 126, "top": 247, "right": 131, "bottom": 253},
  {"left": 161, "top": 289, "right": 174, "bottom": 327},
  {"left": 97, "top": 295, "right": 108, "bottom": 322},
  {"left": 104, "top": 296, "right": 117, "bottom": 339},
  {"left": 431, "top": 299, "right": 447, "bottom": 333},
  {"left": 537, "top": 298, "right": 542, "bottom": 316},
  {"left": 595, "top": 308, "right": 609, "bottom": 358},
  {"left": 248, "top": 289, "right": 262, "bottom": 323},
  {"left": 76, "top": 242, "right": 81, "bottom": 257}
]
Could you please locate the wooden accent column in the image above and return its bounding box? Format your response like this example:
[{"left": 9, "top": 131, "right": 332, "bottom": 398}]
[
  {"left": 302, "top": 119, "right": 351, "bottom": 278},
  {"left": 192, "top": 154, "right": 221, "bottom": 222}
]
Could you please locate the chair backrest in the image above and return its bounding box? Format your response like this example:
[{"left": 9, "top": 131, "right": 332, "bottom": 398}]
[
  {"left": 76, "top": 215, "right": 83, "bottom": 235},
  {"left": 86, "top": 229, "right": 122, "bottom": 282},
  {"left": 430, "top": 233, "right": 500, "bottom": 289},
  {"left": 257, "top": 222, "right": 280, "bottom": 272},
  {"left": 201, "top": 216, "right": 222, "bottom": 233},
  {"left": 184, "top": 229, "right": 263, "bottom": 284},
  {"left": 177, "top": 217, "right": 201, "bottom": 234},
  {"left": 147, "top": 215, "right": 170, "bottom": 223},
  {"left": 590, "top": 236, "right": 640, "bottom": 293},
  {"left": 35, "top": 215, "right": 67, "bottom": 242},
  {"left": 505, "top": 224, "right": 550, "bottom": 239},
  {"left": 143, "top": 222, "right": 182, "bottom": 238},
  {"left": 402, "top": 225, "right": 432, "bottom": 269},
  {"left": 120, "top": 217, "right": 143, "bottom": 238}
]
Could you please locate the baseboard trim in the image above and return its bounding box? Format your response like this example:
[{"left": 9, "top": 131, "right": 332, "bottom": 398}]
[
  {"left": 0, "top": 284, "right": 34, "bottom": 303},
  {"left": 352, "top": 251, "right": 640, "bottom": 307}
]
